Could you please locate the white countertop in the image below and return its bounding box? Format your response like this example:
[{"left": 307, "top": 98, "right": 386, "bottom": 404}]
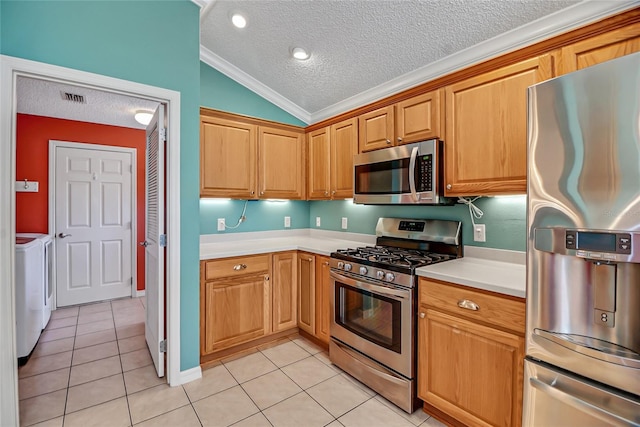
[{"left": 200, "top": 230, "right": 526, "bottom": 298}]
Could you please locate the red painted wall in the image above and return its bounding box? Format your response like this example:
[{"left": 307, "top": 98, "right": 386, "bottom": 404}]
[{"left": 16, "top": 114, "right": 147, "bottom": 291}]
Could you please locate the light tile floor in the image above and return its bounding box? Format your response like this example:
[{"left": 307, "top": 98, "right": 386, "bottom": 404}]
[{"left": 18, "top": 297, "right": 446, "bottom": 427}]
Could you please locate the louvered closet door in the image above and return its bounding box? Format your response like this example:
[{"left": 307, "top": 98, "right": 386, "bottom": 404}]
[{"left": 144, "top": 105, "right": 165, "bottom": 377}]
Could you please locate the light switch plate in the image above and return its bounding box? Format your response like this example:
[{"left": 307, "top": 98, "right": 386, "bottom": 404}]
[
  {"left": 284, "top": 216, "right": 291, "bottom": 228},
  {"left": 316, "top": 217, "right": 321, "bottom": 227},
  {"left": 217, "top": 218, "right": 225, "bottom": 231},
  {"left": 341, "top": 217, "right": 348, "bottom": 230}
]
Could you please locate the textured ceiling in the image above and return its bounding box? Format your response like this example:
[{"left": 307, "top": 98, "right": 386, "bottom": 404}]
[
  {"left": 17, "top": 77, "right": 160, "bottom": 130},
  {"left": 200, "top": 0, "right": 583, "bottom": 121}
]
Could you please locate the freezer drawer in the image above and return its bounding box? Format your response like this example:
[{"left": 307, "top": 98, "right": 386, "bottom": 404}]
[{"left": 523, "top": 359, "right": 640, "bottom": 427}]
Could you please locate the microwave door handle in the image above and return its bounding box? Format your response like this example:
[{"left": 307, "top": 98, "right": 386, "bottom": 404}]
[{"left": 408, "top": 146, "right": 419, "bottom": 202}]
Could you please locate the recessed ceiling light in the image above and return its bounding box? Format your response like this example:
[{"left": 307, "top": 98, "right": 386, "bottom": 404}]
[
  {"left": 134, "top": 110, "right": 153, "bottom": 126},
  {"left": 231, "top": 13, "right": 247, "bottom": 29},
  {"left": 291, "top": 47, "right": 310, "bottom": 61}
]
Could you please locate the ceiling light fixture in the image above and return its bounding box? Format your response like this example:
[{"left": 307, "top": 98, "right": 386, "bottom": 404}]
[
  {"left": 231, "top": 13, "right": 247, "bottom": 29},
  {"left": 134, "top": 110, "right": 153, "bottom": 126},
  {"left": 291, "top": 47, "right": 310, "bottom": 61}
]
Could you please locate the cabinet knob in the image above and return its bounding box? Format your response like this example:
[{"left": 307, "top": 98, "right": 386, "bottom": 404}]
[
  {"left": 265, "top": 275, "right": 270, "bottom": 281},
  {"left": 324, "top": 191, "right": 329, "bottom": 196},
  {"left": 397, "top": 137, "right": 403, "bottom": 142},
  {"left": 323, "top": 261, "right": 329, "bottom": 266},
  {"left": 457, "top": 299, "right": 480, "bottom": 311},
  {"left": 419, "top": 312, "right": 425, "bottom": 319},
  {"left": 331, "top": 190, "right": 336, "bottom": 195},
  {"left": 233, "top": 263, "right": 247, "bottom": 271},
  {"left": 308, "top": 258, "right": 313, "bottom": 262},
  {"left": 260, "top": 191, "right": 264, "bottom": 196},
  {"left": 385, "top": 139, "right": 391, "bottom": 144},
  {"left": 446, "top": 184, "right": 452, "bottom": 190},
  {"left": 251, "top": 191, "right": 255, "bottom": 195}
]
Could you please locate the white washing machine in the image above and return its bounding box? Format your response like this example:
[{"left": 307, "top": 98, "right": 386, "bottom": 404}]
[
  {"left": 15, "top": 236, "right": 45, "bottom": 362},
  {"left": 16, "top": 233, "right": 53, "bottom": 329}
]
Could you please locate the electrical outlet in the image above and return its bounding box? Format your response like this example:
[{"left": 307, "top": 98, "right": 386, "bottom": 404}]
[
  {"left": 217, "top": 218, "right": 225, "bottom": 231},
  {"left": 474, "top": 224, "right": 486, "bottom": 242},
  {"left": 316, "top": 217, "right": 321, "bottom": 227},
  {"left": 284, "top": 216, "right": 291, "bottom": 228},
  {"left": 341, "top": 217, "right": 348, "bottom": 230}
]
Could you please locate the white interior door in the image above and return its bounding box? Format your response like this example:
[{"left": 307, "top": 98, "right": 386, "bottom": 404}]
[
  {"left": 144, "top": 105, "right": 165, "bottom": 377},
  {"left": 55, "top": 145, "right": 133, "bottom": 307}
]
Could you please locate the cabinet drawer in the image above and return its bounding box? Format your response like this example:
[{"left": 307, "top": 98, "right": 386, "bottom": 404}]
[
  {"left": 419, "top": 278, "right": 525, "bottom": 335},
  {"left": 203, "top": 254, "right": 270, "bottom": 280}
]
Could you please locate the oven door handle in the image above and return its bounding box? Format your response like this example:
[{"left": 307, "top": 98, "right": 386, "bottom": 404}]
[
  {"left": 331, "top": 271, "right": 407, "bottom": 300},
  {"left": 408, "top": 146, "right": 419, "bottom": 202}
]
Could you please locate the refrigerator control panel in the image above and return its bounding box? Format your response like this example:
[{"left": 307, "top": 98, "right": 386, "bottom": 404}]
[
  {"left": 534, "top": 228, "right": 640, "bottom": 263},
  {"left": 565, "top": 230, "right": 631, "bottom": 255}
]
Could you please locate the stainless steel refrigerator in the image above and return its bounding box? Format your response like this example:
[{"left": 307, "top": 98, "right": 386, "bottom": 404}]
[{"left": 525, "top": 52, "right": 640, "bottom": 426}]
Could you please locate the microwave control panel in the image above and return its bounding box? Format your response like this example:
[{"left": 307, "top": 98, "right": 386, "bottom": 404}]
[
  {"left": 417, "top": 154, "right": 433, "bottom": 191},
  {"left": 565, "top": 230, "right": 632, "bottom": 257}
]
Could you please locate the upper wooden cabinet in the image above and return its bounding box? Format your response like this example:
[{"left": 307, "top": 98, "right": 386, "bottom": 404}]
[
  {"left": 560, "top": 22, "right": 640, "bottom": 74},
  {"left": 358, "top": 90, "right": 444, "bottom": 153},
  {"left": 200, "top": 116, "right": 257, "bottom": 198},
  {"left": 258, "top": 126, "right": 305, "bottom": 199},
  {"left": 307, "top": 118, "right": 358, "bottom": 200},
  {"left": 200, "top": 109, "right": 305, "bottom": 200},
  {"left": 444, "top": 54, "right": 554, "bottom": 196}
]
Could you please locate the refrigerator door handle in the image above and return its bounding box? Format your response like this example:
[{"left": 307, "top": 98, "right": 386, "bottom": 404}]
[{"left": 530, "top": 377, "right": 639, "bottom": 426}]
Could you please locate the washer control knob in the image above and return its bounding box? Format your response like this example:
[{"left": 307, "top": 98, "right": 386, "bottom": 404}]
[
  {"left": 337, "top": 261, "right": 344, "bottom": 270},
  {"left": 385, "top": 272, "right": 395, "bottom": 282},
  {"left": 344, "top": 263, "right": 352, "bottom": 272},
  {"left": 376, "top": 270, "right": 385, "bottom": 280},
  {"left": 359, "top": 266, "right": 368, "bottom": 275}
]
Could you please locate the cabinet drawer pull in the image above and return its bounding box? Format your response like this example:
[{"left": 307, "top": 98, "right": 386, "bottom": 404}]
[
  {"left": 419, "top": 312, "right": 425, "bottom": 319},
  {"left": 233, "top": 264, "right": 247, "bottom": 271},
  {"left": 457, "top": 299, "right": 479, "bottom": 311}
]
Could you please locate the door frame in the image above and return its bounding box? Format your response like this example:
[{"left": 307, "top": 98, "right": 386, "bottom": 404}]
[
  {"left": 0, "top": 54, "right": 187, "bottom": 426},
  {"left": 48, "top": 141, "right": 138, "bottom": 307}
]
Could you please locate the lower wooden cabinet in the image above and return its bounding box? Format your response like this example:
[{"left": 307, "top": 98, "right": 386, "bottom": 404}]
[
  {"left": 417, "top": 278, "right": 525, "bottom": 427},
  {"left": 297, "top": 252, "right": 316, "bottom": 334},
  {"left": 272, "top": 251, "right": 297, "bottom": 332},
  {"left": 314, "top": 255, "right": 331, "bottom": 344},
  {"left": 200, "top": 265, "right": 271, "bottom": 355}
]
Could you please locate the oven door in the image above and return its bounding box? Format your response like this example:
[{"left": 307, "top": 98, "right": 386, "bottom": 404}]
[{"left": 330, "top": 269, "right": 413, "bottom": 378}]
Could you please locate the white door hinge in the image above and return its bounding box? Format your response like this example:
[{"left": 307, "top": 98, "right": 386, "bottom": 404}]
[
  {"left": 159, "top": 234, "right": 167, "bottom": 247},
  {"left": 160, "top": 127, "right": 167, "bottom": 142},
  {"left": 159, "top": 340, "right": 167, "bottom": 353}
]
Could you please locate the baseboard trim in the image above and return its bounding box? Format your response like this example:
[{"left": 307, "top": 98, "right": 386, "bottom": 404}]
[
  {"left": 135, "top": 290, "right": 145, "bottom": 298},
  {"left": 176, "top": 366, "right": 202, "bottom": 385}
]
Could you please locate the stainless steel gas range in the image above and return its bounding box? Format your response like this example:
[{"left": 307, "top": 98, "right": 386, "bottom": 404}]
[{"left": 329, "top": 217, "right": 462, "bottom": 413}]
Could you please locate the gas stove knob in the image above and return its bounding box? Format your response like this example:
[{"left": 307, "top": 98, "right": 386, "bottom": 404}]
[
  {"left": 376, "top": 270, "right": 385, "bottom": 280},
  {"left": 359, "top": 266, "right": 368, "bottom": 275},
  {"left": 337, "top": 261, "right": 344, "bottom": 270},
  {"left": 385, "top": 272, "right": 395, "bottom": 282},
  {"left": 344, "top": 263, "right": 352, "bottom": 272}
]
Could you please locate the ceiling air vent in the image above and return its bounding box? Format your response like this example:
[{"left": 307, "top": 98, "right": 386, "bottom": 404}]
[{"left": 61, "top": 91, "right": 86, "bottom": 104}]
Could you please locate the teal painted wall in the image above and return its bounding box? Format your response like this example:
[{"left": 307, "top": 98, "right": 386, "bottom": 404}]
[
  {"left": 2, "top": 0, "right": 201, "bottom": 371},
  {"left": 200, "top": 199, "right": 310, "bottom": 234},
  {"left": 309, "top": 197, "right": 527, "bottom": 251},
  {"left": 200, "top": 62, "right": 307, "bottom": 126}
]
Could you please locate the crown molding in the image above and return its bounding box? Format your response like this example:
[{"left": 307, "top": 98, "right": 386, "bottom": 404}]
[
  {"left": 200, "top": 46, "right": 311, "bottom": 124},
  {"left": 198, "top": 0, "right": 639, "bottom": 125}
]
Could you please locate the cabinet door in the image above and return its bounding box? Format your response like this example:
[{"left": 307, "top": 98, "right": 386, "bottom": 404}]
[
  {"left": 314, "top": 255, "right": 331, "bottom": 344},
  {"left": 201, "top": 274, "right": 270, "bottom": 355},
  {"left": 297, "top": 253, "right": 316, "bottom": 334},
  {"left": 272, "top": 252, "right": 297, "bottom": 332},
  {"left": 200, "top": 116, "right": 256, "bottom": 198},
  {"left": 330, "top": 117, "right": 358, "bottom": 199},
  {"left": 258, "top": 126, "right": 305, "bottom": 199},
  {"left": 395, "top": 90, "right": 443, "bottom": 145},
  {"left": 418, "top": 308, "right": 524, "bottom": 427},
  {"left": 445, "top": 55, "right": 553, "bottom": 196},
  {"left": 307, "top": 127, "right": 331, "bottom": 200},
  {"left": 560, "top": 22, "right": 640, "bottom": 74},
  {"left": 358, "top": 106, "right": 394, "bottom": 152}
]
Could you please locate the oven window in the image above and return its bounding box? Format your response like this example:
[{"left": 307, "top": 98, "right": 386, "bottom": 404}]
[
  {"left": 354, "top": 158, "right": 410, "bottom": 194},
  {"left": 335, "top": 282, "right": 402, "bottom": 353}
]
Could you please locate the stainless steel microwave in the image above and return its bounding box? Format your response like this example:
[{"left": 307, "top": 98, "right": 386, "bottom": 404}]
[{"left": 353, "top": 140, "right": 448, "bottom": 205}]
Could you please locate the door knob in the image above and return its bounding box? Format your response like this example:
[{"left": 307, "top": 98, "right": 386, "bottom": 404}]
[
  {"left": 58, "top": 233, "right": 72, "bottom": 238},
  {"left": 139, "top": 241, "right": 149, "bottom": 247}
]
